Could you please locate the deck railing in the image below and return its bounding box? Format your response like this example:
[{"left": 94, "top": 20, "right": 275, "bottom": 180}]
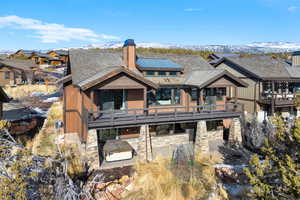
[{"left": 87, "top": 103, "right": 244, "bottom": 129}]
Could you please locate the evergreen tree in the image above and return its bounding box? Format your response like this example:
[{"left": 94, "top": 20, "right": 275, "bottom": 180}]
[{"left": 244, "top": 116, "right": 300, "bottom": 199}]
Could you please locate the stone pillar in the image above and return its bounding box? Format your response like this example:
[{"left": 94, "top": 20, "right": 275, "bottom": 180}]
[
  {"left": 85, "top": 129, "right": 99, "bottom": 170},
  {"left": 137, "top": 125, "right": 152, "bottom": 162},
  {"left": 194, "top": 121, "right": 209, "bottom": 153},
  {"left": 229, "top": 118, "right": 242, "bottom": 143}
]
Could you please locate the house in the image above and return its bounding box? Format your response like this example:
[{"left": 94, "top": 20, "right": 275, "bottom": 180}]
[
  {"left": 62, "top": 39, "right": 248, "bottom": 169},
  {"left": 10, "top": 50, "right": 36, "bottom": 59},
  {"left": 0, "top": 58, "right": 37, "bottom": 86},
  {"left": 207, "top": 53, "right": 240, "bottom": 65},
  {"left": 0, "top": 87, "right": 10, "bottom": 119},
  {"left": 32, "top": 53, "right": 63, "bottom": 66},
  {"left": 47, "top": 50, "right": 69, "bottom": 64},
  {"left": 212, "top": 54, "right": 300, "bottom": 119}
]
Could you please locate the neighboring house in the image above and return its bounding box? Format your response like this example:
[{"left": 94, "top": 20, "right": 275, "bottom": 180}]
[
  {"left": 47, "top": 50, "right": 69, "bottom": 64},
  {"left": 62, "top": 39, "right": 248, "bottom": 169},
  {"left": 207, "top": 53, "right": 240, "bottom": 65},
  {"left": 0, "top": 87, "right": 10, "bottom": 119},
  {"left": 0, "top": 58, "right": 37, "bottom": 86},
  {"left": 9, "top": 50, "right": 36, "bottom": 59},
  {"left": 212, "top": 54, "right": 300, "bottom": 118},
  {"left": 32, "top": 53, "right": 63, "bottom": 66}
]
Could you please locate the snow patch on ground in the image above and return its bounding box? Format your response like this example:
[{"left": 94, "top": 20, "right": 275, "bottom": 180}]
[{"left": 43, "top": 97, "right": 59, "bottom": 103}]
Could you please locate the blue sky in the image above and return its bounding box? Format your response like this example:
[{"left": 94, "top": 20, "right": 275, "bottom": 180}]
[{"left": 0, "top": 0, "right": 299, "bottom": 49}]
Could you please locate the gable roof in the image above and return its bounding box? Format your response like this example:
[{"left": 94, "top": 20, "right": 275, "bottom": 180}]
[
  {"left": 68, "top": 49, "right": 245, "bottom": 90},
  {"left": 214, "top": 56, "right": 297, "bottom": 80},
  {"left": 79, "top": 67, "right": 159, "bottom": 90},
  {"left": 69, "top": 49, "right": 123, "bottom": 85},
  {"left": 184, "top": 69, "right": 248, "bottom": 89},
  {"left": 0, "top": 58, "right": 37, "bottom": 71}
]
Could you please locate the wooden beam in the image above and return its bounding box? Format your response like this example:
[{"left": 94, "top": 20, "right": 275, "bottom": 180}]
[
  {"left": 271, "top": 81, "right": 275, "bottom": 115},
  {"left": 234, "top": 86, "right": 238, "bottom": 104}
]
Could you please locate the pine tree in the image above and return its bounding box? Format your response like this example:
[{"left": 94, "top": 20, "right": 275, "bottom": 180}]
[{"left": 244, "top": 116, "right": 300, "bottom": 199}]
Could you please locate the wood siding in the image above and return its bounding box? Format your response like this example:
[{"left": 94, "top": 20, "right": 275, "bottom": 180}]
[
  {"left": 292, "top": 55, "right": 300, "bottom": 66},
  {"left": 216, "top": 62, "right": 260, "bottom": 113}
]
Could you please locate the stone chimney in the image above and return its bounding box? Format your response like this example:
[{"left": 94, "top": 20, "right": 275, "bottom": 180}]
[
  {"left": 292, "top": 51, "right": 300, "bottom": 66},
  {"left": 123, "top": 39, "right": 137, "bottom": 70}
]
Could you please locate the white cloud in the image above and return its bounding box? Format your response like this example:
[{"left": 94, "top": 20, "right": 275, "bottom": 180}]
[
  {"left": 0, "top": 15, "right": 120, "bottom": 43},
  {"left": 184, "top": 8, "right": 202, "bottom": 12},
  {"left": 288, "top": 6, "right": 300, "bottom": 12}
]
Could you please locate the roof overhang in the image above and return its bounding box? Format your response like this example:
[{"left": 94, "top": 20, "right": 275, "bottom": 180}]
[
  {"left": 213, "top": 57, "right": 262, "bottom": 80},
  {"left": 78, "top": 67, "right": 159, "bottom": 91},
  {"left": 187, "top": 70, "right": 249, "bottom": 89}
]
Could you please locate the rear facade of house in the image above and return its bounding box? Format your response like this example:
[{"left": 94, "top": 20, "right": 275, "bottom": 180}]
[
  {"left": 63, "top": 39, "right": 247, "bottom": 169},
  {"left": 212, "top": 53, "right": 300, "bottom": 120}
]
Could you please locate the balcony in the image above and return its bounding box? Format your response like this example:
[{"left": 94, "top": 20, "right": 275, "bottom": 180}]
[
  {"left": 87, "top": 103, "right": 244, "bottom": 130},
  {"left": 259, "top": 92, "right": 295, "bottom": 106}
]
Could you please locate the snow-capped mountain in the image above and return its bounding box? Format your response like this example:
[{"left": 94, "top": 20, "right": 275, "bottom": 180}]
[
  {"left": 78, "top": 41, "right": 300, "bottom": 53},
  {"left": 2, "top": 42, "right": 300, "bottom": 54},
  {"left": 247, "top": 42, "right": 300, "bottom": 50}
]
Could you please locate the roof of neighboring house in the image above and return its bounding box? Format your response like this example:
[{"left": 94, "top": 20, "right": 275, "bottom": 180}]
[
  {"left": 2, "top": 102, "right": 40, "bottom": 122},
  {"left": 0, "top": 58, "right": 37, "bottom": 71},
  {"left": 208, "top": 53, "right": 240, "bottom": 65},
  {"left": 48, "top": 50, "right": 68, "bottom": 56},
  {"left": 15, "top": 50, "right": 36, "bottom": 57},
  {"left": 136, "top": 58, "right": 184, "bottom": 71},
  {"left": 0, "top": 87, "right": 10, "bottom": 102},
  {"left": 292, "top": 51, "right": 300, "bottom": 56},
  {"left": 184, "top": 69, "right": 248, "bottom": 88},
  {"left": 214, "top": 56, "right": 299, "bottom": 80}
]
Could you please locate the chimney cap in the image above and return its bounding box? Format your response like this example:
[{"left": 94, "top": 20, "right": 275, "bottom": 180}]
[{"left": 123, "top": 39, "right": 136, "bottom": 47}]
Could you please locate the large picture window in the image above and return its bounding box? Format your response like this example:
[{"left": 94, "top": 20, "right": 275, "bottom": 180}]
[
  {"left": 148, "top": 87, "right": 181, "bottom": 105},
  {"left": 191, "top": 88, "right": 198, "bottom": 101}
]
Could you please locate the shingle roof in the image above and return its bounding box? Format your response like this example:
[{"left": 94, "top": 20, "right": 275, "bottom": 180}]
[
  {"left": 0, "top": 58, "right": 37, "bottom": 71},
  {"left": 292, "top": 51, "right": 300, "bottom": 56},
  {"left": 137, "top": 53, "right": 214, "bottom": 72},
  {"left": 136, "top": 58, "right": 184, "bottom": 71},
  {"left": 69, "top": 49, "right": 123, "bottom": 85},
  {"left": 68, "top": 50, "right": 244, "bottom": 89},
  {"left": 219, "top": 56, "right": 292, "bottom": 79},
  {"left": 184, "top": 69, "right": 248, "bottom": 88}
]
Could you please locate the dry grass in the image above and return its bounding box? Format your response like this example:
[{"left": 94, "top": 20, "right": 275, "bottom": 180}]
[
  {"left": 30, "top": 102, "right": 62, "bottom": 157},
  {"left": 124, "top": 153, "right": 228, "bottom": 200},
  {"left": 4, "top": 84, "right": 57, "bottom": 99}
]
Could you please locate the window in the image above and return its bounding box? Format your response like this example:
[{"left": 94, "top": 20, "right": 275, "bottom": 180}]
[
  {"left": 204, "top": 88, "right": 226, "bottom": 101},
  {"left": 206, "top": 120, "right": 223, "bottom": 131},
  {"left": 158, "top": 71, "right": 167, "bottom": 76},
  {"left": 146, "top": 71, "right": 155, "bottom": 76},
  {"left": 148, "top": 87, "right": 181, "bottom": 105},
  {"left": 191, "top": 88, "right": 198, "bottom": 101},
  {"left": 4, "top": 72, "right": 10, "bottom": 80},
  {"left": 169, "top": 71, "right": 177, "bottom": 76}
]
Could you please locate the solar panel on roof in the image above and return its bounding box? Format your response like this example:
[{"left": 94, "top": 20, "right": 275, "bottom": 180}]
[{"left": 136, "top": 58, "right": 184, "bottom": 70}]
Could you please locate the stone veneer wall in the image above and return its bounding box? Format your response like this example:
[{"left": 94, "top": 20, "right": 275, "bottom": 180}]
[
  {"left": 229, "top": 118, "right": 242, "bottom": 143},
  {"left": 85, "top": 129, "right": 99, "bottom": 170}
]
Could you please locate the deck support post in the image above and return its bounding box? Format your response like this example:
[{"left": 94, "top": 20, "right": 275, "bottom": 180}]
[
  {"left": 86, "top": 129, "right": 100, "bottom": 170},
  {"left": 229, "top": 118, "right": 242, "bottom": 144},
  {"left": 194, "top": 121, "right": 209, "bottom": 153},
  {"left": 138, "top": 125, "right": 152, "bottom": 162}
]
